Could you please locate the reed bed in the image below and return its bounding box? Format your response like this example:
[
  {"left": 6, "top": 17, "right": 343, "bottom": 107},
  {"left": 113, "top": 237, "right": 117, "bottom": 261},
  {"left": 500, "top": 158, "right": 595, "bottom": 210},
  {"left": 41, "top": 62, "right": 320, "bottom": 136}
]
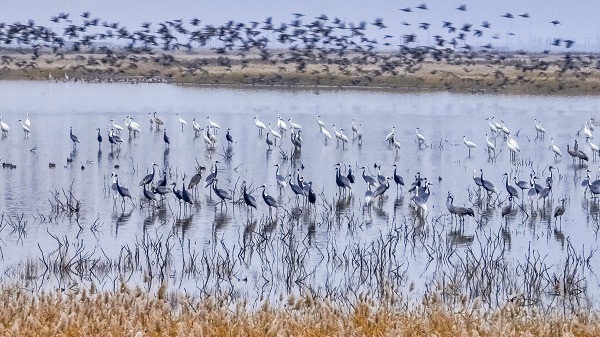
[
  {"left": 0, "top": 281, "right": 599, "bottom": 336},
  {"left": 0, "top": 203, "right": 598, "bottom": 335}
]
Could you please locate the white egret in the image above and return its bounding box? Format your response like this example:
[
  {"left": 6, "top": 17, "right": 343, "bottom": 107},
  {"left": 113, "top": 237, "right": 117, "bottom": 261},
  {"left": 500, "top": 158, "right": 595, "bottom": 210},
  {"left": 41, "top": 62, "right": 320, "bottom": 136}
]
[
  {"left": 288, "top": 118, "right": 302, "bottom": 130},
  {"left": 254, "top": 115, "right": 266, "bottom": 135},
  {"left": 17, "top": 119, "right": 29, "bottom": 137},
  {"left": 463, "top": 135, "right": 477, "bottom": 157},
  {"left": 550, "top": 137, "right": 562, "bottom": 161},
  {"left": 485, "top": 134, "right": 496, "bottom": 156},
  {"left": 416, "top": 127, "right": 426, "bottom": 146},
  {"left": 269, "top": 123, "right": 282, "bottom": 145},
  {"left": 0, "top": 116, "right": 9, "bottom": 136},
  {"left": 176, "top": 113, "right": 187, "bottom": 131},
  {"left": 320, "top": 125, "right": 332, "bottom": 144},
  {"left": 110, "top": 119, "right": 123, "bottom": 134},
  {"left": 207, "top": 116, "right": 221, "bottom": 133}
]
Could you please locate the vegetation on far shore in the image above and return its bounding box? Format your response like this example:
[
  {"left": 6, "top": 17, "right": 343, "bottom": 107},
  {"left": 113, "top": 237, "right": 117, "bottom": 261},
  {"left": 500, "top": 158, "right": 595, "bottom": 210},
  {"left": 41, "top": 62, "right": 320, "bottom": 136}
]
[{"left": 1, "top": 49, "right": 599, "bottom": 94}]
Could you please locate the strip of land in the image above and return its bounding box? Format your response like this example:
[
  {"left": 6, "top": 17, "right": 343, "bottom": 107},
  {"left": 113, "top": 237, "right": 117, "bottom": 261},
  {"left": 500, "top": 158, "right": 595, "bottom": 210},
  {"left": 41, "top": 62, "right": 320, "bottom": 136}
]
[{"left": 1, "top": 50, "right": 599, "bottom": 94}]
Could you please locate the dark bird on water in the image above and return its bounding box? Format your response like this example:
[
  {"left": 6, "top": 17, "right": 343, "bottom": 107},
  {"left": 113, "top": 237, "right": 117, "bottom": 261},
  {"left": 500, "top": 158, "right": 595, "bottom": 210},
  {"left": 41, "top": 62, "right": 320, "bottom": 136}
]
[
  {"left": 554, "top": 198, "right": 566, "bottom": 223},
  {"left": 163, "top": 129, "right": 170, "bottom": 148},
  {"left": 70, "top": 126, "right": 80, "bottom": 146}
]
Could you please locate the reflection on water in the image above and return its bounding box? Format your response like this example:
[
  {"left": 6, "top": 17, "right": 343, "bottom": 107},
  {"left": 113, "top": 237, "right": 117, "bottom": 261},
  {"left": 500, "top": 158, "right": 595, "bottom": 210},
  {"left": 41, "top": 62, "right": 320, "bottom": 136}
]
[{"left": 0, "top": 81, "right": 600, "bottom": 299}]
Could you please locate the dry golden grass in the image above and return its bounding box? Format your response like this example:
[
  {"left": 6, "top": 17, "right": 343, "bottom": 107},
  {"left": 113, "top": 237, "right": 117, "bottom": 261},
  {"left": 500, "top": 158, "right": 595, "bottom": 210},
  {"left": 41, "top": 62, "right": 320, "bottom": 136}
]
[{"left": 0, "top": 281, "right": 598, "bottom": 336}]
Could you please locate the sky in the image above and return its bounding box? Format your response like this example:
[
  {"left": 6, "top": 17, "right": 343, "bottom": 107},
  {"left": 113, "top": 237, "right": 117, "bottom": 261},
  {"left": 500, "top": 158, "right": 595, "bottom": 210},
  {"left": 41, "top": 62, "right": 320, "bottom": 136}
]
[{"left": 2, "top": 0, "right": 599, "bottom": 52}]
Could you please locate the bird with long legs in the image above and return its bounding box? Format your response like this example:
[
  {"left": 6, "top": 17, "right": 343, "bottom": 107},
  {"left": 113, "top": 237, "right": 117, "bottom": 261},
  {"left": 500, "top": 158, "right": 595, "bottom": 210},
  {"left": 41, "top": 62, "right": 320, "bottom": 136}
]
[
  {"left": 391, "top": 136, "right": 401, "bottom": 154},
  {"left": 391, "top": 164, "right": 404, "bottom": 195},
  {"left": 316, "top": 114, "right": 325, "bottom": 128},
  {"left": 188, "top": 166, "right": 206, "bottom": 196},
  {"left": 181, "top": 175, "right": 193, "bottom": 212},
  {"left": 514, "top": 173, "right": 532, "bottom": 200},
  {"left": 96, "top": 128, "right": 102, "bottom": 149},
  {"left": 554, "top": 198, "right": 566, "bottom": 226},
  {"left": 277, "top": 114, "right": 288, "bottom": 134},
  {"left": 192, "top": 118, "right": 202, "bottom": 135},
  {"left": 207, "top": 116, "right": 221, "bottom": 134},
  {"left": 416, "top": 127, "right": 426, "bottom": 147},
  {"left": 123, "top": 117, "right": 140, "bottom": 135},
  {"left": 485, "top": 117, "right": 498, "bottom": 135},
  {"left": 212, "top": 179, "right": 232, "bottom": 209},
  {"left": 346, "top": 165, "right": 355, "bottom": 185},
  {"left": 171, "top": 182, "right": 184, "bottom": 213},
  {"left": 113, "top": 173, "right": 133, "bottom": 211},
  {"left": 320, "top": 124, "right": 332, "bottom": 144},
  {"left": 274, "top": 163, "right": 288, "bottom": 192},
  {"left": 0, "top": 117, "right": 9, "bottom": 136},
  {"left": 463, "top": 135, "right": 476, "bottom": 157},
  {"left": 361, "top": 166, "right": 379, "bottom": 188},
  {"left": 17, "top": 119, "right": 30, "bottom": 137},
  {"left": 372, "top": 176, "right": 391, "bottom": 204},
  {"left": 142, "top": 182, "right": 158, "bottom": 209},
  {"left": 254, "top": 115, "right": 266, "bottom": 135},
  {"left": 550, "top": 138, "right": 562, "bottom": 161},
  {"left": 480, "top": 169, "right": 498, "bottom": 199},
  {"left": 140, "top": 163, "right": 158, "bottom": 186},
  {"left": 339, "top": 128, "right": 349, "bottom": 149},
  {"left": 385, "top": 126, "right": 395, "bottom": 146},
  {"left": 69, "top": 126, "right": 80, "bottom": 147},
  {"left": 242, "top": 181, "right": 257, "bottom": 217},
  {"left": 334, "top": 163, "right": 352, "bottom": 196},
  {"left": 260, "top": 184, "right": 278, "bottom": 217},
  {"left": 485, "top": 134, "right": 496, "bottom": 158},
  {"left": 110, "top": 119, "right": 123, "bottom": 134},
  {"left": 446, "top": 192, "right": 474, "bottom": 225},
  {"left": 534, "top": 118, "right": 546, "bottom": 138},
  {"left": 153, "top": 112, "right": 164, "bottom": 130},
  {"left": 503, "top": 173, "right": 519, "bottom": 201},
  {"left": 226, "top": 128, "right": 233, "bottom": 147},
  {"left": 163, "top": 129, "right": 170, "bottom": 148},
  {"left": 176, "top": 113, "right": 187, "bottom": 131},
  {"left": 265, "top": 132, "right": 274, "bottom": 150},
  {"left": 288, "top": 118, "right": 302, "bottom": 130},
  {"left": 268, "top": 123, "right": 282, "bottom": 145},
  {"left": 473, "top": 169, "right": 483, "bottom": 196},
  {"left": 204, "top": 161, "right": 220, "bottom": 189},
  {"left": 351, "top": 119, "right": 359, "bottom": 137},
  {"left": 586, "top": 137, "right": 599, "bottom": 161}
]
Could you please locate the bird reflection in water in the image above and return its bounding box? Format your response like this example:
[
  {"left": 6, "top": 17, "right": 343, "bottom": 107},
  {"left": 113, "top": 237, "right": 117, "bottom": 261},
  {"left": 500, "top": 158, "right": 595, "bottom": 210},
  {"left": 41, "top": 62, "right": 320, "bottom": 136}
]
[
  {"left": 447, "top": 228, "right": 474, "bottom": 247},
  {"left": 335, "top": 195, "right": 352, "bottom": 214},
  {"left": 501, "top": 226, "right": 512, "bottom": 250},
  {"left": 176, "top": 213, "right": 194, "bottom": 238},
  {"left": 213, "top": 211, "right": 230, "bottom": 232},
  {"left": 243, "top": 219, "right": 257, "bottom": 245},
  {"left": 115, "top": 210, "right": 132, "bottom": 236}
]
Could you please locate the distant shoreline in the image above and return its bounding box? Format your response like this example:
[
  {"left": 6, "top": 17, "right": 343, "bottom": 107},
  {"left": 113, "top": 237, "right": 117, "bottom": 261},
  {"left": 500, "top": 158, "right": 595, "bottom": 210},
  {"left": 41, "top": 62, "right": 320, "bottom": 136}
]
[{"left": 1, "top": 51, "right": 599, "bottom": 95}]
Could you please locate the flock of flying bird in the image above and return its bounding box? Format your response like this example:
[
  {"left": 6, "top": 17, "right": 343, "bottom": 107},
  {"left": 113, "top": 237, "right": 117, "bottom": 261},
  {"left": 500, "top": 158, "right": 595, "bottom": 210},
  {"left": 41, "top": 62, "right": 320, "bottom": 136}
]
[
  {"left": 0, "top": 6, "right": 594, "bottom": 92},
  {"left": 6, "top": 107, "right": 581, "bottom": 228}
]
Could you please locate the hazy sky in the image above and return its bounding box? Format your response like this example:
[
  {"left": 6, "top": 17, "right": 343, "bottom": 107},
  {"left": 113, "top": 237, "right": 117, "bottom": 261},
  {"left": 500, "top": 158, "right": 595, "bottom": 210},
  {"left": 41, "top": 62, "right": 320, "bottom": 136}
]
[{"left": 2, "top": 0, "right": 599, "bottom": 51}]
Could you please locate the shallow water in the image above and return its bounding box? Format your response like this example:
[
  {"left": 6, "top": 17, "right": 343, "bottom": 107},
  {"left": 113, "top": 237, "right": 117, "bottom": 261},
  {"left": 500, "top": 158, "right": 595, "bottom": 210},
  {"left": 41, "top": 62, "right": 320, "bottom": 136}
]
[{"left": 0, "top": 80, "right": 598, "bottom": 304}]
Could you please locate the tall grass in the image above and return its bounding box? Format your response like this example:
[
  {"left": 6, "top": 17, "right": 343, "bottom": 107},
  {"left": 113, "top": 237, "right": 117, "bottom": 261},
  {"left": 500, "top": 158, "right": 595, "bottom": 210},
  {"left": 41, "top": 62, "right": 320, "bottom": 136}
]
[{"left": 0, "top": 281, "right": 599, "bottom": 336}]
